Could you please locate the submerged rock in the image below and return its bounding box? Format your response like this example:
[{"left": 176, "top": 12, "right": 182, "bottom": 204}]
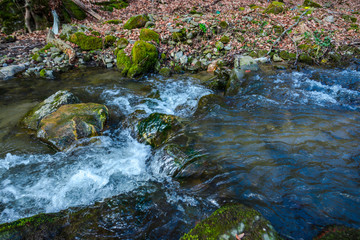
[
  {"left": 37, "top": 103, "right": 108, "bottom": 151},
  {"left": 21, "top": 90, "right": 80, "bottom": 130},
  {"left": 181, "top": 204, "right": 281, "bottom": 240},
  {"left": 225, "top": 68, "right": 246, "bottom": 96},
  {"left": 137, "top": 113, "right": 182, "bottom": 148},
  {"left": 0, "top": 64, "right": 27, "bottom": 80}
]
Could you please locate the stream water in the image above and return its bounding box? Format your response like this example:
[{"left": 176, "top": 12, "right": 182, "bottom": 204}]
[{"left": 0, "top": 65, "right": 359, "bottom": 239}]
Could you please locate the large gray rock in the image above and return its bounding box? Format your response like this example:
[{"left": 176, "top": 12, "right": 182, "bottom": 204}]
[
  {"left": 0, "top": 64, "right": 27, "bottom": 80},
  {"left": 234, "top": 55, "right": 259, "bottom": 71},
  {"left": 20, "top": 90, "right": 80, "bottom": 130},
  {"left": 225, "top": 68, "right": 246, "bottom": 96}
]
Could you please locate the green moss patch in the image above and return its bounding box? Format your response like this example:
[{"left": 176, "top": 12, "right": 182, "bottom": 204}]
[
  {"left": 104, "top": 19, "right": 122, "bottom": 24},
  {"left": 69, "top": 32, "right": 103, "bottom": 50},
  {"left": 220, "top": 35, "right": 230, "bottom": 44},
  {"left": 95, "top": 0, "right": 128, "bottom": 12},
  {"left": 104, "top": 35, "right": 116, "bottom": 47},
  {"left": 116, "top": 49, "right": 132, "bottom": 76},
  {"left": 139, "top": 29, "right": 160, "bottom": 44}
]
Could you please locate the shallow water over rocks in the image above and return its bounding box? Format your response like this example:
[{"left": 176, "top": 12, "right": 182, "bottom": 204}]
[{"left": 0, "top": 66, "right": 359, "bottom": 239}]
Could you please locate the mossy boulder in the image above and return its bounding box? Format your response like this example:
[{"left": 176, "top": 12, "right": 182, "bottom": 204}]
[
  {"left": 139, "top": 29, "right": 160, "bottom": 44},
  {"left": 314, "top": 225, "right": 360, "bottom": 240},
  {"left": 37, "top": 103, "right": 108, "bottom": 151},
  {"left": 127, "top": 40, "right": 158, "bottom": 78},
  {"left": 181, "top": 204, "right": 281, "bottom": 240},
  {"left": 263, "top": 1, "right": 286, "bottom": 14},
  {"left": 20, "top": 90, "right": 80, "bottom": 131},
  {"left": 116, "top": 49, "right": 132, "bottom": 76},
  {"left": 123, "top": 14, "right": 149, "bottom": 30},
  {"left": 220, "top": 35, "right": 230, "bottom": 44},
  {"left": 299, "top": 53, "right": 313, "bottom": 64},
  {"left": 137, "top": 113, "right": 182, "bottom": 148},
  {"left": 342, "top": 14, "right": 357, "bottom": 23},
  {"left": 69, "top": 32, "right": 103, "bottom": 50},
  {"left": 159, "top": 67, "right": 171, "bottom": 77},
  {"left": 219, "top": 21, "right": 229, "bottom": 29},
  {"left": 104, "top": 35, "right": 116, "bottom": 47},
  {"left": 62, "top": 0, "right": 87, "bottom": 20},
  {"left": 303, "top": 0, "right": 322, "bottom": 8}
]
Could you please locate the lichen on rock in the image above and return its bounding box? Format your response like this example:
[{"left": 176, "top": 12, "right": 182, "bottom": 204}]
[
  {"left": 37, "top": 103, "right": 108, "bottom": 151},
  {"left": 20, "top": 90, "right": 80, "bottom": 131}
]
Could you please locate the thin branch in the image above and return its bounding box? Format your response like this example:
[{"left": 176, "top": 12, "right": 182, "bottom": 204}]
[{"left": 267, "top": 10, "right": 309, "bottom": 55}]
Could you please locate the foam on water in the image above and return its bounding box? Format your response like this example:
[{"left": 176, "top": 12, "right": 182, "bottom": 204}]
[{"left": 0, "top": 76, "right": 211, "bottom": 224}]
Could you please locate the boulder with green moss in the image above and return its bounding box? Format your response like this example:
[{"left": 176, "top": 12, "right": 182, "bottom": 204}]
[
  {"left": 95, "top": 0, "right": 128, "bottom": 12},
  {"left": 303, "top": 0, "right": 322, "bottom": 8},
  {"left": 181, "top": 204, "right": 281, "bottom": 240},
  {"left": 137, "top": 113, "right": 182, "bottom": 148},
  {"left": 127, "top": 40, "right": 158, "bottom": 78},
  {"left": 69, "top": 32, "right": 103, "bottom": 50},
  {"left": 20, "top": 90, "right": 80, "bottom": 131},
  {"left": 123, "top": 14, "right": 149, "bottom": 30},
  {"left": 140, "top": 29, "right": 160, "bottom": 44},
  {"left": 299, "top": 53, "right": 313, "bottom": 64},
  {"left": 116, "top": 49, "right": 132, "bottom": 76},
  {"left": 220, "top": 35, "right": 230, "bottom": 44},
  {"left": 263, "top": 1, "right": 286, "bottom": 14},
  {"left": 37, "top": 103, "right": 108, "bottom": 151},
  {"left": 159, "top": 67, "right": 171, "bottom": 77},
  {"left": 104, "top": 35, "right": 116, "bottom": 47}
]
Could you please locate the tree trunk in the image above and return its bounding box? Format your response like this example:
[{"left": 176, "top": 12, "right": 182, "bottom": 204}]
[{"left": 25, "top": 0, "right": 32, "bottom": 33}]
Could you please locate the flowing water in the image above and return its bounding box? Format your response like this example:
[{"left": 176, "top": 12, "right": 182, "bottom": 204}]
[{"left": 0, "top": 66, "right": 359, "bottom": 239}]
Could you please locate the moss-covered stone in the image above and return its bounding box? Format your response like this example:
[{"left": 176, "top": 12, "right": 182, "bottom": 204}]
[
  {"left": 299, "top": 53, "right": 313, "bottom": 64},
  {"left": 139, "top": 29, "right": 160, "bottom": 44},
  {"left": 20, "top": 90, "right": 80, "bottom": 131},
  {"left": 123, "top": 14, "right": 149, "bottom": 30},
  {"left": 264, "top": 1, "right": 285, "bottom": 14},
  {"left": 104, "top": 35, "right": 116, "bottom": 47},
  {"left": 91, "top": 31, "right": 101, "bottom": 36},
  {"left": 172, "top": 28, "right": 187, "bottom": 42},
  {"left": 69, "top": 32, "right": 103, "bottom": 50},
  {"left": 39, "top": 69, "right": 46, "bottom": 78},
  {"left": 37, "top": 103, "right": 108, "bottom": 151},
  {"left": 159, "top": 67, "right": 171, "bottom": 77},
  {"left": 303, "top": 0, "right": 322, "bottom": 8},
  {"left": 137, "top": 113, "right": 182, "bottom": 148},
  {"left": 342, "top": 14, "right": 357, "bottom": 23},
  {"left": 104, "top": 19, "right": 122, "bottom": 24},
  {"left": 31, "top": 52, "right": 42, "bottom": 61},
  {"left": 181, "top": 204, "right": 281, "bottom": 240},
  {"left": 116, "top": 49, "right": 132, "bottom": 76},
  {"left": 62, "top": 0, "right": 87, "bottom": 20},
  {"left": 314, "top": 225, "right": 360, "bottom": 240},
  {"left": 220, "top": 35, "right": 230, "bottom": 44},
  {"left": 219, "top": 21, "right": 229, "bottom": 29},
  {"left": 279, "top": 50, "right": 291, "bottom": 60},
  {"left": 127, "top": 40, "right": 158, "bottom": 78}
]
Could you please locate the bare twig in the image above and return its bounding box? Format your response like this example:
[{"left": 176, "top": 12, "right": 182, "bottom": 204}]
[{"left": 267, "top": 10, "right": 310, "bottom": 55}]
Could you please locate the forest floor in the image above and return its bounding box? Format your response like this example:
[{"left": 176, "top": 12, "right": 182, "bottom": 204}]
[{"left": 1, "top": 0, "right": 360, "bottom": 77}]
